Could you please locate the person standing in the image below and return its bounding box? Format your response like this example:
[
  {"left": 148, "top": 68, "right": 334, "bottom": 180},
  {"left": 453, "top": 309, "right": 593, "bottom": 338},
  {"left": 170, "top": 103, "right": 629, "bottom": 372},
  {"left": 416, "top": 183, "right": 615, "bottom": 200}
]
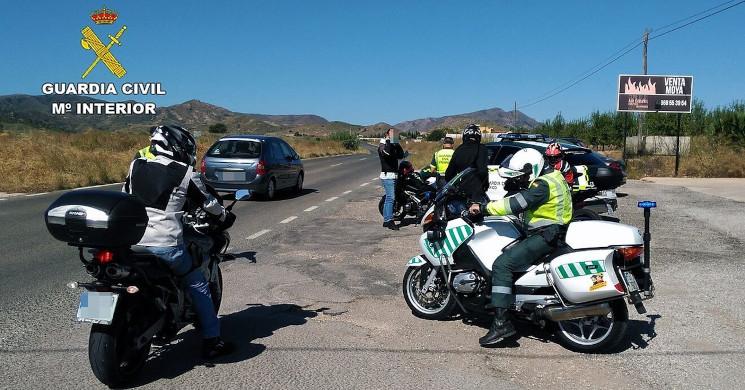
[
  {"left": 444, "top": 124, "right": 489, "bottom": 204},
  {"left": 378, "top": 128, "right": 405, "bottom": 230},
  {"left": 429, "top": 136, "right": 455, "bottom": 187}
]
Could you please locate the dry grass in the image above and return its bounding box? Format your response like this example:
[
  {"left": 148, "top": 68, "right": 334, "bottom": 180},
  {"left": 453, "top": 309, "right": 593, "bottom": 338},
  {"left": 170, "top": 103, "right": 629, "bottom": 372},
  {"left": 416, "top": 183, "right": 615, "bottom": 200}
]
[
  {"left": 0, "top": 131, "right": 363, "bottom": 193},
  {"left": 599, "top": 138, "right": 745, "bottom": 179},
  {"left": 399, "top": 140, "right": 464, "bottom": 170}
]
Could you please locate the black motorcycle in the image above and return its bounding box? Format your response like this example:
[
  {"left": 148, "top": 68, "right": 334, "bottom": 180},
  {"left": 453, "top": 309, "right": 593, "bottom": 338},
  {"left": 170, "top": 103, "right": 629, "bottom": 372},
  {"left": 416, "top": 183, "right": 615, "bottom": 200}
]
[
  {"left": 377, "top": 161, "right": 436, "bottom": 222},
  {"left": 44, "top": 189, "right": 248, "bottom": 387}
]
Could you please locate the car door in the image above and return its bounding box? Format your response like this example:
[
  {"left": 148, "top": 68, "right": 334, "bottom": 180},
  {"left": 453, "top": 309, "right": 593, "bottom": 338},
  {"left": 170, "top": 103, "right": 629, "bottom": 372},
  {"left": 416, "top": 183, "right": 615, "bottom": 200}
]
[
  {"left": 279, "top": 140, "right": 301, "bottom": 183},
  {"left": 269, "top": 140, "right": 290, "bottom": 188}
]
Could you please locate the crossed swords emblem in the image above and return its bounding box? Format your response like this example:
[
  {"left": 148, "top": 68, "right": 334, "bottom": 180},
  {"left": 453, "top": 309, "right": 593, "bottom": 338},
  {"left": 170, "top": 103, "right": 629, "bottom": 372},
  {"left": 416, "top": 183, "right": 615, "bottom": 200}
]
[{"left": 80, "top": 25, "right": 127, "bottom": 79}]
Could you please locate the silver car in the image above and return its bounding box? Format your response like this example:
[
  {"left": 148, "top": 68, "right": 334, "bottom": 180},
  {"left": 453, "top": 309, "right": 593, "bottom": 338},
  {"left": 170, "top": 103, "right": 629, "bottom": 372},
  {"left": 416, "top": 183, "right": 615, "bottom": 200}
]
[{"left": 200, "top": 135, "right": 304, "bottom": 200}]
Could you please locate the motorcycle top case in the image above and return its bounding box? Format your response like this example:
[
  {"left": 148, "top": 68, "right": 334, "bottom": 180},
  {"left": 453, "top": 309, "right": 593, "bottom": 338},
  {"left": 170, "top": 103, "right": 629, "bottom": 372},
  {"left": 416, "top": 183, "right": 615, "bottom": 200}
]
[{"left": 45, "top": 189, "right": 147, "bottom": 248}]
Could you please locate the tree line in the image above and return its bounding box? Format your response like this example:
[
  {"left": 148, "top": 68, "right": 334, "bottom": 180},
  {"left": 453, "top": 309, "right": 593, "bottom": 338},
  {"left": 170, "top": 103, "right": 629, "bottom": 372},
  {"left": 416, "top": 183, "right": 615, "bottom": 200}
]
[{"left": 534, "top": 99, "right": 745, "bottom": 148}]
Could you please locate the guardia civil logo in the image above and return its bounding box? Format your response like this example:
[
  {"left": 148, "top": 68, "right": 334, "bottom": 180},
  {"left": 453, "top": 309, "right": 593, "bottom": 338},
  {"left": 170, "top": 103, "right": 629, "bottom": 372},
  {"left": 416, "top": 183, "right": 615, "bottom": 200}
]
[{"left": 80, "top": 6, "right": 128, "bottom": 79}]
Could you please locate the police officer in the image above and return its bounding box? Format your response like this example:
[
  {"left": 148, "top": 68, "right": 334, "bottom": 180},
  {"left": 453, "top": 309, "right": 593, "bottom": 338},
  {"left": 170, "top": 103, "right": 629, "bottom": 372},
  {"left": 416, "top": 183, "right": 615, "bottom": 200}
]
[
  {"left": 444, "top": 124, "right": 488, "bottom": 203},
  {"left": 468, "top": 148, "right": 573, "bottom": 346},
  {"left": 134, "top": 145, "right": 155, "bottom": 160},
  {"left": 429, "top": 136, "right": 454, "bottom": 187},
  {"left": 378, "top": 128, "right": 406, "bottom": 230}
]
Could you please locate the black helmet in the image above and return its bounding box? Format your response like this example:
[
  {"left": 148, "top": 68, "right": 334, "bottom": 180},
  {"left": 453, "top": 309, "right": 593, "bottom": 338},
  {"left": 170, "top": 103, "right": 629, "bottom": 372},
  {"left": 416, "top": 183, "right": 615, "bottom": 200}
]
[
  {"left": 442, "top": 136, "right": 454, "bottom": 145},
  {"left": 462, "top": 124, "right": 481, "bottom": 143},
  {"left": 150, "top": 125, "right": 197, "bottom": 166}
]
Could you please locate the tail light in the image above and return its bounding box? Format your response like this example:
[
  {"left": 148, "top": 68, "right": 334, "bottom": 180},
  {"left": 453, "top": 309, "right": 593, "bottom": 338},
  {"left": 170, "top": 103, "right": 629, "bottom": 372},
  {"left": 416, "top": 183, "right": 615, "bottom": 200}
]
[
  {"left": 94, "top": 249, "right": 115, "bottom": 264},
  {"left": 422, "top": 211, "right": 435, "bottom": 230},
  {"left": 608, "top": 161, "right": 622, "bottom": 172},
  {"left": 256, "top": 160, "right": 267, "bottom": 175},
  {"left": 617, "top": 246, "right": 643, "bottom": 262},
  {"left": 199, "top": 159, "right": 206, "bottom": 174}
]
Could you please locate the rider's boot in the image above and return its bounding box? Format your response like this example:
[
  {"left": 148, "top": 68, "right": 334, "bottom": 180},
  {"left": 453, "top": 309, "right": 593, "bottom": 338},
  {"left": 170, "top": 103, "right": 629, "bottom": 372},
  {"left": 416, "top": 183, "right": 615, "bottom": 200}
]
[
  {"left": 479, "top": 308, "right": 516, "bottom": 346},
  {"left": 383, "top": 220, "right": 399, "bottom": 230},
  {"left": 202, "top": 337, "right": 235, "bottom": 359}
]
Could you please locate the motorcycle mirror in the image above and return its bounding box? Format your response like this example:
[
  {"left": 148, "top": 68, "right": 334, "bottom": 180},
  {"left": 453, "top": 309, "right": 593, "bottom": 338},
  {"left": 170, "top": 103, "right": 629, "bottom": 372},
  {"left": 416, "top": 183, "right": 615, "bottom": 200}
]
[{"left": 235, "top": 189, "right": 251, "bottom": 201}]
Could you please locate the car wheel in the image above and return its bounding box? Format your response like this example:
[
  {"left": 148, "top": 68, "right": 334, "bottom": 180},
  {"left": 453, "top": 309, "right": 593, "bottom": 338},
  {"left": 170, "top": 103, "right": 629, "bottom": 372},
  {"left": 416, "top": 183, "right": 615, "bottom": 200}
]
[{"left": 265, "top": 178, "right": 276, "bottom": 201}]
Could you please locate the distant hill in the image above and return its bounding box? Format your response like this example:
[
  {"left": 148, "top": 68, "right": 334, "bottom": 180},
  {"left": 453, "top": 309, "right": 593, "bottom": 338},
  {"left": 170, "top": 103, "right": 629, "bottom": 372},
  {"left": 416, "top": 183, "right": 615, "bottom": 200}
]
[
  {"left": 0, "top": 95, "right": 360, "bottom": 136},
  {"left": 0, "top": 95, "right": 539, "bottom": 136},
  {"left": 394, "top": 107, "right": 539, "bottom": 133}
]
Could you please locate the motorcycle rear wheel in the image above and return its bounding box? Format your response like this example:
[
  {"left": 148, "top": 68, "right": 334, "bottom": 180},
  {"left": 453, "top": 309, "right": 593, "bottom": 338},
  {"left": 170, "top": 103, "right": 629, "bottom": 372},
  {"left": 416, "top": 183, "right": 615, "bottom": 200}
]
[
  {"left": 210, "top": 266, "right": 223, "bottom": 313},
  {"left": 555, "top": 299, "right": 628, "bottom": 353},
  {"left": 88, "top": 313, "right": 151, "bottom": 387},
  {"left": 403, "top": 264, "right": 456, "bottom": 320}
]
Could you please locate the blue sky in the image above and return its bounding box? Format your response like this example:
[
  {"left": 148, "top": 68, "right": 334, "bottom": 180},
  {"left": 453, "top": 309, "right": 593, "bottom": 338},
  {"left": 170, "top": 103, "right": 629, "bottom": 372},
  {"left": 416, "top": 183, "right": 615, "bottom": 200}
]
[{"left": 1, "top": 1, "right": 743, "bottom": 124}]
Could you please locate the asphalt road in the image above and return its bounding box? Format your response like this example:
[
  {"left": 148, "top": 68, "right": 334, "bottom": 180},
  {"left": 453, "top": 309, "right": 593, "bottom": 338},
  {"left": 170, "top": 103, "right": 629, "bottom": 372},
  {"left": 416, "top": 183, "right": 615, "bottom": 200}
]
[{"left": 2, "top": 163, "right": 745, "bottom": 389}]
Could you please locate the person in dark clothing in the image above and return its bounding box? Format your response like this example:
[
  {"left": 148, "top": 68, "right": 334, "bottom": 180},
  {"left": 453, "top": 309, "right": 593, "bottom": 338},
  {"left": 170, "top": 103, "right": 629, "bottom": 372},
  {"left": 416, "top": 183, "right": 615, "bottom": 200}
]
[
  {"left": 378, "top": 128, "right": 406, "bottom": 230},
  {"left": 444, "top": 124, "right": 489, "bottom": 203}
]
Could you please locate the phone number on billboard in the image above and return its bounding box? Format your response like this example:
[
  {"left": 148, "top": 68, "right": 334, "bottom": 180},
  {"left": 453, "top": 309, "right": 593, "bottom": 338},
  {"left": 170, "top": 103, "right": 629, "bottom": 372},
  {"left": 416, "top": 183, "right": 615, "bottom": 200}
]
[{"left": 660, "top": 99, "right": 688, "bottom": 107}]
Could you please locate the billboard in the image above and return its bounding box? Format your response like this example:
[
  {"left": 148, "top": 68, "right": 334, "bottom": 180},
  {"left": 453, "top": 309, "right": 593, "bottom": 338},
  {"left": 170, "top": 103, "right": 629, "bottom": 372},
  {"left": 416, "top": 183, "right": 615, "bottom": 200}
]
[{"left": 617, "top": 74, "right": 693, "bottom": 113}]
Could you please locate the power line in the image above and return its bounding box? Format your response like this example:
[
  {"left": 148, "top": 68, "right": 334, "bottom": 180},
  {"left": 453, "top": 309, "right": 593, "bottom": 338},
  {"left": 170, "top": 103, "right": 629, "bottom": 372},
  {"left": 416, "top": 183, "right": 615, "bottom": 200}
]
[
  {"left": 516, "top": 0, "right": 745, "bottom": 111},
  {"left": 650, "top": 0, "right": 745, "bottom": 41}
]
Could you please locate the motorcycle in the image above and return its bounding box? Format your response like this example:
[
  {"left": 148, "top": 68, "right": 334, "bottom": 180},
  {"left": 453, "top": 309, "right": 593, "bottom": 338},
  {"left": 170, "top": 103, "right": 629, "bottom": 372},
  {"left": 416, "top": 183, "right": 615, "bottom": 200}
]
[
  {"left": 403, "top": 169, "right": 655, "bottom": 352},
  {"left": 378, "top": 160, "right": 436, "bottom": 222},
  {"left": 44, "top": 188, "right": 249, "bottom": 387}
]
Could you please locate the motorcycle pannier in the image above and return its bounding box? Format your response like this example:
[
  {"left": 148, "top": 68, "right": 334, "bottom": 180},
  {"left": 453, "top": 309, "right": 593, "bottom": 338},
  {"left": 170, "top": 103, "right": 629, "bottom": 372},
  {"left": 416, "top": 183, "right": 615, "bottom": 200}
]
[{"left": 45, "top": 190, "right": 148, "bottom": 248}]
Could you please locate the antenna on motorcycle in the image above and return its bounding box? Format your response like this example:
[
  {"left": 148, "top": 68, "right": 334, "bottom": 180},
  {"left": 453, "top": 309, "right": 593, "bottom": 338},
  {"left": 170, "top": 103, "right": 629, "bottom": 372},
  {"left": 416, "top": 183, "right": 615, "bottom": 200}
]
[{"left": 637, "top": 201, "right": 656, "bottom": 294}]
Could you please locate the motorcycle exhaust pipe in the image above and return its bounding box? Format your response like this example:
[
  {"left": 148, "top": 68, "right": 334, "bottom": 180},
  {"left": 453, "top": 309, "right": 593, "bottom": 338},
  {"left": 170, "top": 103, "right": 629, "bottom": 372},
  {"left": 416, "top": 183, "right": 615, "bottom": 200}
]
[
  {"left": 537, "top": 302, "right": 611, "bottom": 322},
  {"left": 105, "top": 264, "right": 130, "bottom": 279}
]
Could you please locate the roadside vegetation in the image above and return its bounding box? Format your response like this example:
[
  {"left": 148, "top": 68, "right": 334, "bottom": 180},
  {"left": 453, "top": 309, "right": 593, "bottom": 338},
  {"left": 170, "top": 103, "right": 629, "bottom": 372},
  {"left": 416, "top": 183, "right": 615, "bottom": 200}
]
[{"left": 0, "top": 130, "right": 364, "bottom": 193}]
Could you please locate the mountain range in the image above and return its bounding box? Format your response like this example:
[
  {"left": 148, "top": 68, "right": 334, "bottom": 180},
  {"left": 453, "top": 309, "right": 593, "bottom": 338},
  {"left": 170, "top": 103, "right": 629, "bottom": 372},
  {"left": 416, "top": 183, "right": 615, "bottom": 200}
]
[{"left": 0, "top": 94, "right": 538, "bottom": 135}]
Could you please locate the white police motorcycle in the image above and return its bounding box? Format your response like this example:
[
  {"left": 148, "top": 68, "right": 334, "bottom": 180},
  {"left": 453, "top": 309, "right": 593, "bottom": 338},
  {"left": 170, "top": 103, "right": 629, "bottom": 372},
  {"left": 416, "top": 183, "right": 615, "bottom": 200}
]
[{"left": 403, "top": 169, "right": 655, "bottom": 352}]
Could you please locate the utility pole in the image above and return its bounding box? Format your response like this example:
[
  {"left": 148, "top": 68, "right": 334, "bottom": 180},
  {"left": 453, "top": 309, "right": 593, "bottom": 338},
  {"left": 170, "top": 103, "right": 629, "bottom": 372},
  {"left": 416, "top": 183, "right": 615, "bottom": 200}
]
[
  {"left": 513, "top": 101, "right": 518, "bottom": 131},
  {"left": 637, "top": 28, "right": 650, "bottom": 155}
]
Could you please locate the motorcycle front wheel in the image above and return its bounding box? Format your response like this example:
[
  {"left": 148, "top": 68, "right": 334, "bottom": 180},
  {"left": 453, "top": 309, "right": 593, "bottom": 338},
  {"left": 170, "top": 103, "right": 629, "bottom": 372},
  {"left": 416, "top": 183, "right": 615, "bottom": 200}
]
[
  {"left": 402, "top": 264, "right": 456, "bottom": 320},
  {"left": 88, "top": 305, "right": 151, "bottom": 387},
  {"left": 555, "top": 299, "right": 628, "bottom": 353}
]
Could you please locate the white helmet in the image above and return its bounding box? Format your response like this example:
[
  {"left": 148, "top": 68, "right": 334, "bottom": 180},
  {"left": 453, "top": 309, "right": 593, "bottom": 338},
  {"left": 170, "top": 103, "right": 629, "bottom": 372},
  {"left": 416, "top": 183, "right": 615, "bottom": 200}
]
[{"left": 503, "top": 148, "right": 545, "bottom": 183}]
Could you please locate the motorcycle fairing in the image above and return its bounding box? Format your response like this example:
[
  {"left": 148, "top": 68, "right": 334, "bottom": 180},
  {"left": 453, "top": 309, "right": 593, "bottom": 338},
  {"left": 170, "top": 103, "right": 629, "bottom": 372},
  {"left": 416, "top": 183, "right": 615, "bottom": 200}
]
[{"left": 419, "top": 219, "right": 474, "bottom": 265}]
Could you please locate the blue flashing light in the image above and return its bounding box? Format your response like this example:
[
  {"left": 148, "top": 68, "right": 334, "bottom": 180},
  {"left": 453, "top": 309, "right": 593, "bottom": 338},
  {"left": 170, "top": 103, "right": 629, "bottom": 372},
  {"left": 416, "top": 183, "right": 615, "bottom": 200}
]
[{"left": 637, "top": 201, "right": 657, "bottom": 209}]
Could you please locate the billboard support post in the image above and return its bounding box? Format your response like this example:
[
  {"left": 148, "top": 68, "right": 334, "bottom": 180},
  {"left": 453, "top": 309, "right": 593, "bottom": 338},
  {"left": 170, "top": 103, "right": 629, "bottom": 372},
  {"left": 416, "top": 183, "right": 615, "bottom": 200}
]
[{"left": 675, "top": 113, "right": 682, "bottom": 176}]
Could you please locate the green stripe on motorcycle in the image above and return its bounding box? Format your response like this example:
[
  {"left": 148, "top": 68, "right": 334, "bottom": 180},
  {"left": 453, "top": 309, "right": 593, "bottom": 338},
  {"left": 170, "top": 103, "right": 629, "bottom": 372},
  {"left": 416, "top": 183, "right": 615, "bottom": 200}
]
[
  {"left": 567, "top": 262, "right": 580, "bottom": 277},
  {"left": 558, "top": 265, "right": 569, "bottom": 279}
]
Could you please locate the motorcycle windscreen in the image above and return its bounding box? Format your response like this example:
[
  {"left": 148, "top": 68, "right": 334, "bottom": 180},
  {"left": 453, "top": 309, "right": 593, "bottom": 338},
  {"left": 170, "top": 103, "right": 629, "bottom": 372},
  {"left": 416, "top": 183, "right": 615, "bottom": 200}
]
[{"left": 549, "top": 249, "right": 624, "bottom": 304}]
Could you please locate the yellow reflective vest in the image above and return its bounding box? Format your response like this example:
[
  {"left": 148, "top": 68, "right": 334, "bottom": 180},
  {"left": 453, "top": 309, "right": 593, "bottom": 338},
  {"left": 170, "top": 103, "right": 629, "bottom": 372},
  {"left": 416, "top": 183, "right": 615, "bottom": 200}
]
[
  {"left": 137, "top": 146, "right": 156, "bottom": 160},
  {"left": 430, "top": 148, "right": 454, "bottom": 174},
  {"left": 526, "top": 170, "right": 573, "bottom": 228}
]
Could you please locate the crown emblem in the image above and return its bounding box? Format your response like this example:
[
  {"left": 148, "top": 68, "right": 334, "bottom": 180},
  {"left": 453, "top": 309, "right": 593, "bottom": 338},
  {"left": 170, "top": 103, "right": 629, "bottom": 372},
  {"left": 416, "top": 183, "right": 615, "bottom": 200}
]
[{"left": 90, "top": 6, "right": 118, "bottom": 25}]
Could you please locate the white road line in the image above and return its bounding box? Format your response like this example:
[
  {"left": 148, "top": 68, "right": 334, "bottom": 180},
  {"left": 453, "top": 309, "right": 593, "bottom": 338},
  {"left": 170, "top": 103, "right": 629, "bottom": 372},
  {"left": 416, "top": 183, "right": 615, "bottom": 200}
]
[
  {"left": 280, "top": 216, "right": 298, "bottom": 224},
  {"left": 325, "top": 196, "right": 339, "bottom": 202},
  {"left": 342, "top": 190, "right": 352, "bottom": 195},
  {"left": 359, "top": 158, "right": 367, "bottom": 161},
  {"left": 78, "top": 182, "right": 124, "bottom": 190},
  {"left": 331, "top": 163, "right": 343, "bottom": 167},
  {"left": 371, "top": 178, "right": 378, "bottom": 182},
  {"left": 26, "top": 192, "right": 50, "bottom": 197},
  {"left": 360, "top": 182, "right": 369, "bottom": 187},
  {"left": 246, "top": 229, "right": 271, "bottom": 240},
  {"left": 374, "top": 186, "right": 381, "bottom": 189},
  {"left": 304, "top": 206, "right": 319, "bottom": 212},
  {"left": 0, "top": 198, "right": 7, "bottom": 201}
]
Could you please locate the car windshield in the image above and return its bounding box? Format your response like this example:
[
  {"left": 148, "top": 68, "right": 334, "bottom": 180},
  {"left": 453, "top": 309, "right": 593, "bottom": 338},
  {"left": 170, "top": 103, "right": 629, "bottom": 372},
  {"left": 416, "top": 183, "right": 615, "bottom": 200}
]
[{"left": 206, "top": 140, "right": 262, "bottom": 158}]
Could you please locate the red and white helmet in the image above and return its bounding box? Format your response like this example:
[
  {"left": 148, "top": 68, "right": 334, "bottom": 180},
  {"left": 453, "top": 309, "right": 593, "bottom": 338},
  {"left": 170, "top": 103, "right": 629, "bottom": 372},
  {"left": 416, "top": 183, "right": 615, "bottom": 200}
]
[{"left": 545, "top": 142, "right": 563, "bottom": 158}]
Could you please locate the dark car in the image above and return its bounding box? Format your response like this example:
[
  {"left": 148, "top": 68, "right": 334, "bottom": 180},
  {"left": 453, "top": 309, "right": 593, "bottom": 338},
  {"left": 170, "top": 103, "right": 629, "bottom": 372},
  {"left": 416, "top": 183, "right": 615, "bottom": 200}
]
[
  {"left": 485, "top": 139, "right": 626, "bottom": 190},
  {"left": 200, "top": 135, "right": 304, "bottom": 200}
]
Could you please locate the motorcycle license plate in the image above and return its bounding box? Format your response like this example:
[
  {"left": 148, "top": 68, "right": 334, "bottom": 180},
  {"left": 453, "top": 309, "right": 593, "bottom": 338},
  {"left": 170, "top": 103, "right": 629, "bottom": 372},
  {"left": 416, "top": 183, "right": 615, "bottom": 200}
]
[
  {"left": 623, "top": 271, "right": 640, "bottom": 293},
  {"left": 76, "top": 291, "right": 119, "bottom": 325}
]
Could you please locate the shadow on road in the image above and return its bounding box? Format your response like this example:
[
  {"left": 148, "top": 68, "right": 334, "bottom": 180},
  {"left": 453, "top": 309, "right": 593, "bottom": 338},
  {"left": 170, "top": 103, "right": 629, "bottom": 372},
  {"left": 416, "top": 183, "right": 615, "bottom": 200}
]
[
  {"left": 460, "top": 312, "right": 661, "bottom": 353},
  {"left": 222, "top": 251, "right": 257, "bottom": 263},
  {"left": 128, "top": 303, "right": 320, "bottom": 388}
]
